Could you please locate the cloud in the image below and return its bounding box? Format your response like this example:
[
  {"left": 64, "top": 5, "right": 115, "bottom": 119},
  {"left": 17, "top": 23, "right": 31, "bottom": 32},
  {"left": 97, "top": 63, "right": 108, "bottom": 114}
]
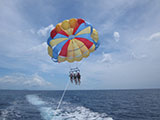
[
  {"left": 26, "top": 42, "right": 57, "bottom": 72},
  {"left": 80, "top": 55, "right": 160, "bottom": 89},
  {"left": 113, "top": 32, "right": 120, "bottom": 42},
  {"left": 148, "top": 32, "right": 160, "bottom": 41},
  {"left": 37, "top": 24, "right": 54, "bottom": 36},
  {"left": 131, "top": 52, "right": 147, "bottom": 60},
  {"left": 0, "top": 73, "right": 54, "bottom": 90},
  {"left": 100, "top": 53, "right": 112, "bottom": 63},
  {"left": 27, "top": 42, "right": 48, "bottom": 56}
]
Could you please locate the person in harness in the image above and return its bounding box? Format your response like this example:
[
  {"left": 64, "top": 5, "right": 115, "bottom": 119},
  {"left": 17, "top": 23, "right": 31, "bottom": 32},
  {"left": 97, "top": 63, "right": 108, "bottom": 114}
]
[
  {"left": 73, "top": 72, "right": 78, "bottom": 85},
  {"left": 77, "top": 71, "right": 81, "bottom": 85},
  {"left": 69, "top": 71, "right": 73, "bottom": 83},
  {"left": 69, "top": 67, "right": 81, "bottom": 85}
]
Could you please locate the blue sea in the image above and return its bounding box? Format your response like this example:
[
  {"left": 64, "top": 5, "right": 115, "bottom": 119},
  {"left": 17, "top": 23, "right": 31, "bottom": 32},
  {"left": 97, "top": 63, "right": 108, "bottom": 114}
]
[{"left": 0, "top": 89, "right": 160, "bottom": 120}]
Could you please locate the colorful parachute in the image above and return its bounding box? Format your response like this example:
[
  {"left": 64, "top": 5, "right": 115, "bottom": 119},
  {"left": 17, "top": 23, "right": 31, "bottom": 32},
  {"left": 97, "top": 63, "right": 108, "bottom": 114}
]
[{"left": 47, "top": 18, "right": 99, "bottom": 63}]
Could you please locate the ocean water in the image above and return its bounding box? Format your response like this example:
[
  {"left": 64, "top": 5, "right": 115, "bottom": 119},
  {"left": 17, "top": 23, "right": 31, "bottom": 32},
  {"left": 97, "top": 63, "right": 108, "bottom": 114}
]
[{"left": 0, "top": 89, "right": 160, "bottom": 120}]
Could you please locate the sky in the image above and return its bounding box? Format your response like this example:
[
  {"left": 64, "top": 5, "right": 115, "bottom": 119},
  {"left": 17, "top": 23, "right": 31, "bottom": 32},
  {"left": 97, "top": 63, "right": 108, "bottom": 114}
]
[{"left": 0, "top": 0, "right": 160, "bottom": 90}]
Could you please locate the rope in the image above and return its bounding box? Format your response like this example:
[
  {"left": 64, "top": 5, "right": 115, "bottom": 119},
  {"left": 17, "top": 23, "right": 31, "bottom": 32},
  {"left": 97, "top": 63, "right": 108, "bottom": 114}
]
[
  {"left": 56, "top": 59, "right": 85, "bottom": 110},
  {"left": 78, "top": 59, "right": 86, "bottom": 68},
  {"left": 56, "top": 58, "right": 85, "bottom": 110},
  {"left": 56, "top": 79, "right": 70, "bottom": 110}
]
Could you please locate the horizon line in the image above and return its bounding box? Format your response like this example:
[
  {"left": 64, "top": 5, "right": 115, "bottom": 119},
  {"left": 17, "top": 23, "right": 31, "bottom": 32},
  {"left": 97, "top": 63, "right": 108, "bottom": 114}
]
[{"left": 0, "top": 88, "right": 160, "bottom": 91}]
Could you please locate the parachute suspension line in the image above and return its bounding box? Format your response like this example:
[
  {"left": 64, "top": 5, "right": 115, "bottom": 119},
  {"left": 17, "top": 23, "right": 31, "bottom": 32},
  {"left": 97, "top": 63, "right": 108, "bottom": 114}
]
[
  {"left": 78, "top": 59, "right": 86, "bottom": 68},
  {"left": 76, "top": 61, "right": 78, "bottom": 68},
  {"left": 56, "top": 79, "right": 70, "bottom": 110},
  {"left": 69, "top": 64, "right": 71, "bottom": 69}
]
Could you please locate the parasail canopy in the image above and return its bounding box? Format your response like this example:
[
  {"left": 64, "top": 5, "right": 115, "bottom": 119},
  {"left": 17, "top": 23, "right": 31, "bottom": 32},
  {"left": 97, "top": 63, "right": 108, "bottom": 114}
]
[{"left": 47, "top": 18, "right": 99, "bottom": 63}]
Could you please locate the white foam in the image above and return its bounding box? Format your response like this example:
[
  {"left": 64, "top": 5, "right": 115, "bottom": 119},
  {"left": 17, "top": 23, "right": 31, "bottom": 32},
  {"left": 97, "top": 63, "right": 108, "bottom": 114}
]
[
  {"left": 0, "top": 101, "right": 22, "bottom": 120},
  {"left": 26, "top": 94, "right": 113, "bottom": 120},
  {"left": 1, "top": 109, "right": 9, "bottom": 120},
  {"left": 26, "top": 94, "right": 45, "bottom": 106}
]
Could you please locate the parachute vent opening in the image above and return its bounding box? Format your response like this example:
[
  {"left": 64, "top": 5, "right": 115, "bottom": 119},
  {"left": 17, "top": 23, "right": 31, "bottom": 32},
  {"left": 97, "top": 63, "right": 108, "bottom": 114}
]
[{"left": 68, "top": 35, "right": 75, "bottom": 40}]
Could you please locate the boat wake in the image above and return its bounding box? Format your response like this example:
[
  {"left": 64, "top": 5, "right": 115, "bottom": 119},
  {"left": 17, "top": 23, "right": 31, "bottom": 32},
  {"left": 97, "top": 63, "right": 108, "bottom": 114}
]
[{"left": 26, "top": 94, "right": 113, "bottom": 120}]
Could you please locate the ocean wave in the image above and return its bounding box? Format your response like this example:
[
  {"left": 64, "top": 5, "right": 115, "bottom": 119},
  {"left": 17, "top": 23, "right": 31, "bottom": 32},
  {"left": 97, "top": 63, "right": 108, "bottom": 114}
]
[{"left": 0, "top": 101, "right": 22, "bottom": 120}]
